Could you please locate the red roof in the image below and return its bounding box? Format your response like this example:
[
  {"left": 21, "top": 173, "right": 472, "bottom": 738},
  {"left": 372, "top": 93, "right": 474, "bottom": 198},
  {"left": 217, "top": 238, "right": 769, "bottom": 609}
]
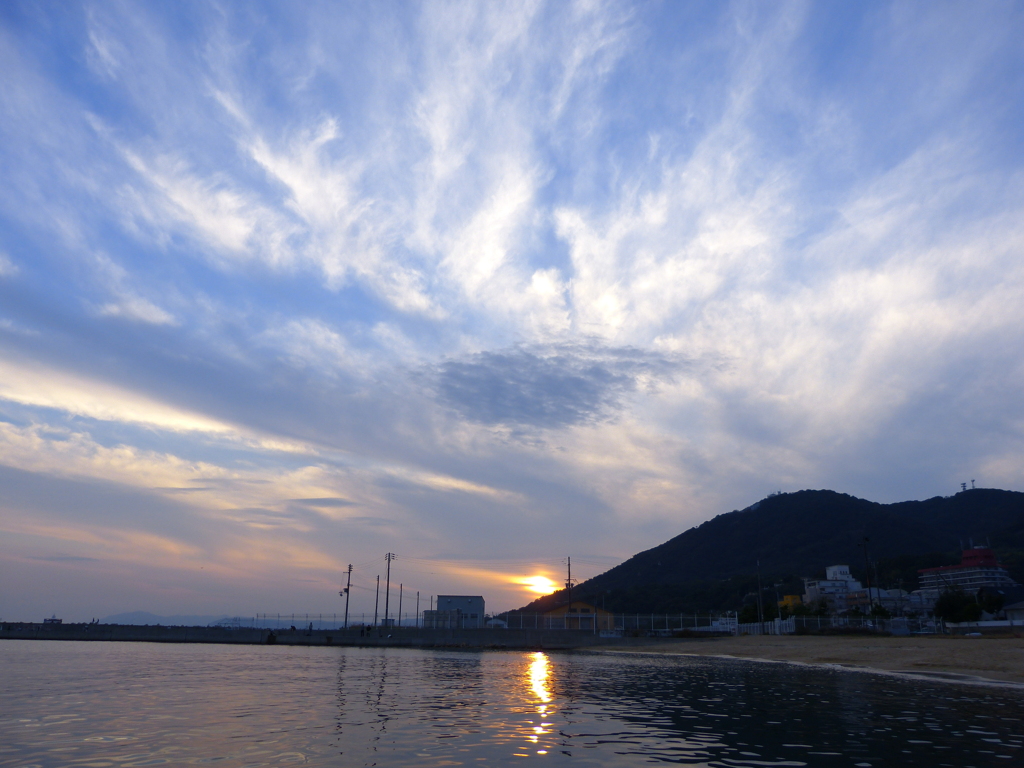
[{"left": 918, "top": 547, "right": 1004, "bottom": 575}]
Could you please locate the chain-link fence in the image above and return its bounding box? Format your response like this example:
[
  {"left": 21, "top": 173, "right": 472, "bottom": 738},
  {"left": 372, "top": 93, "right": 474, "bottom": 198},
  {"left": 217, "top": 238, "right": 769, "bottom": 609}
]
[
  {"left": 736, "top": 616, "right": 943, "bottom": 635},
  {"left": 217, "top": 612, "right": 964, "bottom": 635}
]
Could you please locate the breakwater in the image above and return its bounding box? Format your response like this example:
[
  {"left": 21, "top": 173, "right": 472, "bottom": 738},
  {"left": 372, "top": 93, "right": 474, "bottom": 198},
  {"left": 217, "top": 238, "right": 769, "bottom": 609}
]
[{"left": 0, "top": 622, "right": 667, "bottom": 649}]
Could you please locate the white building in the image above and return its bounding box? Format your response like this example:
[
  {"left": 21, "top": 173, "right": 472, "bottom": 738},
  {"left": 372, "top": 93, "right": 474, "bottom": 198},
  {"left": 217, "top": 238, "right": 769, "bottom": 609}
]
[
  {"left": 1006, "top": 600, "right": 1024, "bottom": 623},
  {"left": 803, "top": 565, "right": 863, "bottom": 613},
  {"left": 423, "top": 595, "right": 485, "bottom": 629},
  {"left": 846, "top": 587, "right": 935, "bottom": 616}
]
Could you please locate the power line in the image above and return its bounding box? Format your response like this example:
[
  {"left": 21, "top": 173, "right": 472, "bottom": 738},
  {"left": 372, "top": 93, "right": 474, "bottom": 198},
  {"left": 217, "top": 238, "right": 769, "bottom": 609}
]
[{"left": 399, "top": 555, "right": 575, "bottom": 567}]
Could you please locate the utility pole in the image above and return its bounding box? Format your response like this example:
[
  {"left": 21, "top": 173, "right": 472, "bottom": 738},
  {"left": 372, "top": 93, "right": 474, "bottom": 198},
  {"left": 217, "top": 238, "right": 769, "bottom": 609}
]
[
  {"left": 565, "top": 556, "right": 576, "bottom": 629},
  {"left": 872, "top": 561, "right": 882, "bottom": 611},
  {"left": 416, "top": 591, "right": 420, "bottom": 628},
  {"left": 862, "top": 537, "right": 873, "bottom": 611},
  {"left": 756, "top": 560, "right": 764, "bottom": 625},
  {"left": 373, "top": 575, "right": 380, "bottom": 627},
  {"left": 340, "top": 564, "right": 352, "bottom": 629},
  {"left": 398, "top": 584, "right": 403, "bottom": 628},
  {"left": 384, "top": 553, "right": 395, "bottom": 626}
]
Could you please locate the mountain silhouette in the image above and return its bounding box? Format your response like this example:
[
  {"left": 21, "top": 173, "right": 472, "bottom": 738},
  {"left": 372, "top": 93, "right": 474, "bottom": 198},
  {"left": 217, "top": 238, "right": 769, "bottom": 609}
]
[{"left": 521, "top": 488, "right": 1024, "bottom": 613}]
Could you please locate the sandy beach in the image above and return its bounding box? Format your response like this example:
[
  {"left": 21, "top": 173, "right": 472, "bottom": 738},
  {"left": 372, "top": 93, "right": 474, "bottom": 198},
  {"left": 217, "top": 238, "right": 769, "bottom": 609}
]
[{"left": 600, "top": 634, "right": 1024, "bottom": 685}]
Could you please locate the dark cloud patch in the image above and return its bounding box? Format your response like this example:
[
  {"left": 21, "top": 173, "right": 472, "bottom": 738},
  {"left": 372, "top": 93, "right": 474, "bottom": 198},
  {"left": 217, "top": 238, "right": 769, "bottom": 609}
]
[
  {"left": 344, "top": 516, "right": 396, "bottom": 527},
  {"left": 195, "top": 477, "right": 273, "bottom": 486},
  {"left": 232, "top": 508, "right": 297, "bottom": 526},
  {"left": 432, "top": 344, "right": 687, "bottom": 428},
  {"left": 292, "top": 497, "right": 357, "bottom": 507},
  {"left": 30, "top": 555, "right": 100, "bottom": 563}
]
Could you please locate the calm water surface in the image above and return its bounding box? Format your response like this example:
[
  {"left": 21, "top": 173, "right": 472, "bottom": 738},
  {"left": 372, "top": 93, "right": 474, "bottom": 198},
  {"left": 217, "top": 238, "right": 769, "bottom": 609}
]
[{"left": 1, "top": 640, "right": 1022, "bottom": 767}]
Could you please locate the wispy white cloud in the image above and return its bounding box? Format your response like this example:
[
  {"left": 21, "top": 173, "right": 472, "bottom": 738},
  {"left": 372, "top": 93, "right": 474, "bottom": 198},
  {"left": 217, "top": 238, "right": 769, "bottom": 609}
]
[
  {"left": 118, "top": 144, "right": 297, "bottom": 266},
  {"left": 257, "top": 317, "right": 354, "bottom": 375},
  {"left": 84, "top": 13, "right": 123, "bottom": 80},
  {"left": 87, "top": 252, "right": 177, "bottom": 325},
  {"left": 0, "top": 252, "right": 17, "bottom": 277},
  {"left": 97, "top": 296, "right": 175, "bottom": 325}
]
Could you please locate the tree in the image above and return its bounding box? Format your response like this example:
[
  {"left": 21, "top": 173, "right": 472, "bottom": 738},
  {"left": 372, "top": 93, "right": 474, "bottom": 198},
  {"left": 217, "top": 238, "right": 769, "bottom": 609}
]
[
  {"left": 738, "top": 604, "right": 759, "bottom": 623},
  {"left": 977, "top": 588, "right": 1005, "bottom": 616},
  {"left": 869, "top": 603, "right": 892, "bottom": 619},
  {"left": 934, "top": 588, "right": 982, "bottom": 623}
]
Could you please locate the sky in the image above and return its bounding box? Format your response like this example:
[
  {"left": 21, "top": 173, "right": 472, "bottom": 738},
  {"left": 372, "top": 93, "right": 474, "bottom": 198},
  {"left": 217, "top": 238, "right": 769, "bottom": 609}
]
[{"left": 1, "top": 1, "right": 1023, "bottom": 622}]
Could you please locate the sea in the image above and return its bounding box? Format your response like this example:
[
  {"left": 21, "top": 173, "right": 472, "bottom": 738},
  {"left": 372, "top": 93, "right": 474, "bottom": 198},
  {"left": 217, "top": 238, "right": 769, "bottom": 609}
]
[{"left": 0, "top": 640, "right": 1021, "bottom": 767}]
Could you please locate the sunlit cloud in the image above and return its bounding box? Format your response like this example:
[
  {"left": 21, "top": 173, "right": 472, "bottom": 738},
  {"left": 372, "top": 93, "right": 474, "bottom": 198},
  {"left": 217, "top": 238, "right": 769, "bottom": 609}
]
[
  {"left": 520, "top": 575, "right": 558, "bottom": 595},
  {"left": 0, "top": 359, "right": 233, "bottom": 434}
]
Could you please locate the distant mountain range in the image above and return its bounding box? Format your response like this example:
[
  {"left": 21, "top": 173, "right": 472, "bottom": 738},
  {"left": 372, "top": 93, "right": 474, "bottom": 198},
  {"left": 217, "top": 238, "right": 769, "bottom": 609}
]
[
  {"left": 521, "top": 488, "right": 1024, "bottom": 614},
  {"left": 100, "top": 611, "right": 232, "bottom": 626}
]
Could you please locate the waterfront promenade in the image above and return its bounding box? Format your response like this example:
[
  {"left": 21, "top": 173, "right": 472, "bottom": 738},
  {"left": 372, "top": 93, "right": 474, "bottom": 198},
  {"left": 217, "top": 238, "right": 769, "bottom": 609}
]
[{"left": 0, "top": 621, "right": 659, "bottom": 650}]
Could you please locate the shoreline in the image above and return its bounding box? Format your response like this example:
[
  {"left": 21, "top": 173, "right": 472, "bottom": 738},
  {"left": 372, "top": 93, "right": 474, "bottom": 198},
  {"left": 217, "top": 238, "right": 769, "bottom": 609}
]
[
  {"left": 0, "top": 622, "right": 659, "bottom": 650},
  {"left": 5, "top": 624, "right": 1022, "bottom": 688},
  {"left": 594, "top": 634, "right": 1024, "bottom": 687}
]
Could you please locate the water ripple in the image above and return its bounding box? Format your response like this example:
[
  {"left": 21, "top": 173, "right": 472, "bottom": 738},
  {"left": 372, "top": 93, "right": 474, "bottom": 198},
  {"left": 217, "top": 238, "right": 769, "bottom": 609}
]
[{"left": 1, "top": 641, "right": 1022, "bottom": 767}]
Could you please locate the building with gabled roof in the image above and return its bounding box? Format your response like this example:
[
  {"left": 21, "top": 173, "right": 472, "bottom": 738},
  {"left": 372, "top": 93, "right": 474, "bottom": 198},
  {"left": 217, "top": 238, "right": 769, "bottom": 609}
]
[{"left": 543, "top": 601, "right": 614, "bottom": 631}]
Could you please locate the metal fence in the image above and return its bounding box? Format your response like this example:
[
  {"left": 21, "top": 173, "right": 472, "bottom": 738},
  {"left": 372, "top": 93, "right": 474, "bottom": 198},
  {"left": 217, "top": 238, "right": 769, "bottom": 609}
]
[
  {"left": 495, "top": 613, "right": 738, "bottom": 633},
  {"left": 736, "top": 616, "right": 943, "bottom": 635},
  {"left": 216, "top": 612, "right": 740, "bottom": 632},
  {"left": 215, "top": 613, "right": 425, "bottom": 630},
  {"left": 214, "top": 613, "right": 966, "bottom": 635}
]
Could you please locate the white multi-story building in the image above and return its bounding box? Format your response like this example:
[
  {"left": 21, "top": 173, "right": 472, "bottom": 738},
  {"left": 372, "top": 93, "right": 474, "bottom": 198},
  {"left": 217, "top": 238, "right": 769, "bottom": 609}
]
[{"left": 803, "top": 565, "right": 863, "bottom": 613}]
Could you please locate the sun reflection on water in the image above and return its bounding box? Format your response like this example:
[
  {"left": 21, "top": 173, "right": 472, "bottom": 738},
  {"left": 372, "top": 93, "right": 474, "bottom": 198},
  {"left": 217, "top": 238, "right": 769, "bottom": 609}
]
[
  {"left": 523, "top": 651, "right": 554, "bottom": 755},
  {"left": 529, "top": 651, "right": 551, "bottom": 703}
]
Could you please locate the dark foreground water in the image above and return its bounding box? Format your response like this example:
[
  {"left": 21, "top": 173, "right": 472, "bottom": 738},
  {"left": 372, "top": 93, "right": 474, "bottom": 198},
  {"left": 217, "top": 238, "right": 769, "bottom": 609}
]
[{"left": 1, "top": 641, "right": 1022, "bottom": 767}]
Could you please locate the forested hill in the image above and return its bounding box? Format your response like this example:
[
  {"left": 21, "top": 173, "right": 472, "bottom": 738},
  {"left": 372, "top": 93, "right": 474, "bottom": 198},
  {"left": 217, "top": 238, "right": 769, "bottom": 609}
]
[{"left": 522, "top": 488, "right": 1024, "bottom": 613}]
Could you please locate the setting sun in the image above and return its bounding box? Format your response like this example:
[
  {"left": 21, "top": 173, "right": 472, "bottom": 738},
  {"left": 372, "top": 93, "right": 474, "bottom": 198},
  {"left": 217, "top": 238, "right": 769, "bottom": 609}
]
[{"left": 521, "top": 575, "right": 558, "bottom": 595}]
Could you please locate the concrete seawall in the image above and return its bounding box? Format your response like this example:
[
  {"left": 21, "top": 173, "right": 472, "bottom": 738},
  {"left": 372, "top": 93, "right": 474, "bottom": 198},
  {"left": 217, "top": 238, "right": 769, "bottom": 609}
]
[{"left": 0, "top": 622, "right": 674, "bottom": 650}]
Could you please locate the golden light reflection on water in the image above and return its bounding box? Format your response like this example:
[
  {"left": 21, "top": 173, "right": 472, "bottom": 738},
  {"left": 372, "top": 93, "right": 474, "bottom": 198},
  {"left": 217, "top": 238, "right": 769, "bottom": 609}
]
[
  {"left": 521, "top": 651, "right": 554, "bottom": 755},
  {"left": 529, "top": 651, "right": 551, "bottom": 703}
]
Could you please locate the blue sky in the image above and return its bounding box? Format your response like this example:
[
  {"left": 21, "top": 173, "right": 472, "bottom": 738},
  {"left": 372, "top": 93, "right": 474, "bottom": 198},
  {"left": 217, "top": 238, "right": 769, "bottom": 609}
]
[{"left": 1, "top": 1, "right": 1022, "bottom": 621}]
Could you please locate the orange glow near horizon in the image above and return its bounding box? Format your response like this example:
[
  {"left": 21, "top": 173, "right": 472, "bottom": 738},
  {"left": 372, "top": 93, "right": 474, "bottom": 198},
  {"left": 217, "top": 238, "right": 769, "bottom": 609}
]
[{"left": 520, "top": 575, "right": 558, "bottom": 594}]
